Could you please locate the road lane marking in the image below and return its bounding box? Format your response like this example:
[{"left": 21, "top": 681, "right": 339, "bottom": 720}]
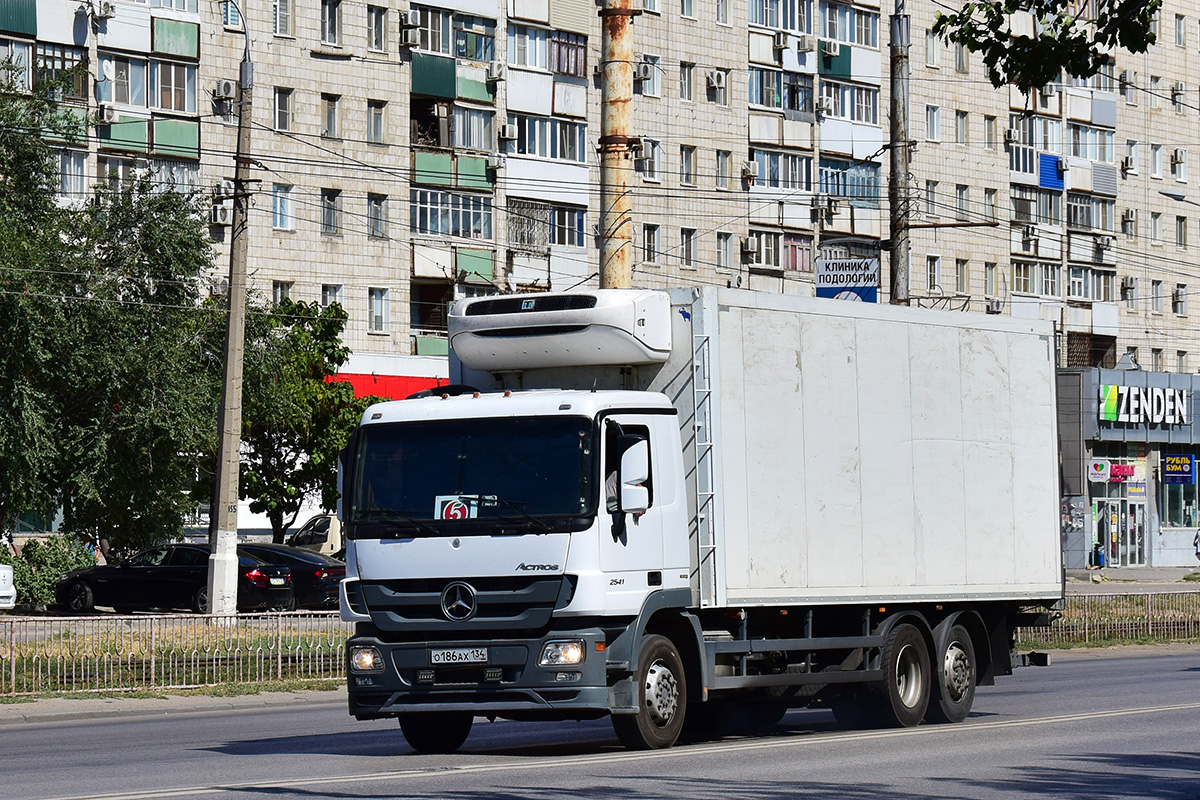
[{"left": 35, "top": 701, "right": 1200, "bottom": 800}]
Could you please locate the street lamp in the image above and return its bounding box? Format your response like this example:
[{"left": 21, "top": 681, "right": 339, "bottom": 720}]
[{"left": 1159, "top": 189, "right": 1200, "bottom": 207}]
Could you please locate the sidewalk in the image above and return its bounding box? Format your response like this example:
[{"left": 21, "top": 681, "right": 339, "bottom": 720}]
[
  {"left": 1065, "top": 566, "right": 1200, "bottom": 593},
  {"left": 0, "top": 687, "right": 346, "bottom": 727}
]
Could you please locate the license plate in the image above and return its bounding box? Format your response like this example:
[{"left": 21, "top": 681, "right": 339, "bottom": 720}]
[
  {"left": 270, "top": 577, "right": 285, "bottom": 586},
  {"left": 430, "top": 647, "right": 488, "bottom": 665}
]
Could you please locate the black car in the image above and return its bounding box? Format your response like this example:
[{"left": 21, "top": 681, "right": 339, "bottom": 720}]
[
  {"left": 56, "top": 543, "right": 293, "bottom": 614},
  {"left": 238, "top": 543, "right": 344, "bottom": 609}
]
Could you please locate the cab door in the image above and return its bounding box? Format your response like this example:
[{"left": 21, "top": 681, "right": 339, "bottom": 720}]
[{"left": 598, "top": 415, "right": 665, "bottom": 581}]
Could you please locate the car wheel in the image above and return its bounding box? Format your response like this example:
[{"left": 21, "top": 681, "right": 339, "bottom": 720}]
[
  {"left": 65, "top": 581, "right": 94, "bottom": 614},
  {"left": 192, "top": 586, "right": 209, "bottom": 614}
]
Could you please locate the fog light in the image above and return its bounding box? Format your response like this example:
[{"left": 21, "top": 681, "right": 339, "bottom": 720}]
[
  {"left": 417, "top": 669, "right": 435, "bottom": 683},
  {"left": 539, "top": 639, "right": 585, "bottom": 667},
  {"left": 350, "top": 646, "right": 384, "bottom": 673},
  {"left": 554, "top": 671, "right": 581, "bottom": 682}
]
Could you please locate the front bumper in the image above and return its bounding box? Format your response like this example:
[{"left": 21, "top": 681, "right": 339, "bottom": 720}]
[{"left": 347, "top": 627, "right": 611, "bottom": 720}]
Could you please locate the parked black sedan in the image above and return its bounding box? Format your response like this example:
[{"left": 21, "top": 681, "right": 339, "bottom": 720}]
[
  {"left": 238, "top": 544, "right": 344, "bottom": 609},
  {"left": 56, "top": 543, "right": 293, "bottom": 614}
]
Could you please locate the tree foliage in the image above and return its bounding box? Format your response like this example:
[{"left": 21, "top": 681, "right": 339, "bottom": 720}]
[
  {"left": 0, "top": 535, "right": 97, "bottom": 606},
  {"left": 235, "top": 299, "right": 379, "bottom": 543},
  {"left": 934, "top": 0, "right": 1161, "bottom": 96}
]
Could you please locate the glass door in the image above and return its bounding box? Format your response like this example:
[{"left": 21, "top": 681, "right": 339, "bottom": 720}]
[{"left": 1116, "top": 501, "right": 1146, "bottom": 566}]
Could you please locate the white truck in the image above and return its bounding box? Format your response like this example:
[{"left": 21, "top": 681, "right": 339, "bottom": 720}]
[{"left": 339, "top": 287, "right": 1062, "bottom": 753}]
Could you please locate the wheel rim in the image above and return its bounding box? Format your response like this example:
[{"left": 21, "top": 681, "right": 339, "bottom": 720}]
[
  {"left": 894, "top": 643, "right": 925, "bottom": 709},
  {"left": 643, "top": 659, "right": 679, "bottom": 727},
  {"left": 69, "top": 584, "right": 87, "bottom": 611},
  {"left": 942, "top": 641, "right": 972, "bottom": 702}
]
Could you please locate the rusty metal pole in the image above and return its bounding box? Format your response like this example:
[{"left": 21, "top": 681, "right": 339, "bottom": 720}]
[
  {"left": 598, "top": 0, "right": 638, "bottom": 289},
  {"left": 888, "top": 0, "right": 911, "bottom": 305}
]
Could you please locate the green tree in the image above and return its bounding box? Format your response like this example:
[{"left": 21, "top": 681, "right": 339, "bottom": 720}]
[
  {"left": 934, "top": 0, "right": 1160, "bottom": 95},
  {"left": 0, "top": 534, "right": 96, "bottom": 606},
  {"left": 237, "top": 299, "right": 378, "bottom": 543}
]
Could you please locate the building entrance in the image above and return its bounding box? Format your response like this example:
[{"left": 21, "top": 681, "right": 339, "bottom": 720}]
[{"left": 1095, "top": 498, "right": 1146, "bottom": 567}]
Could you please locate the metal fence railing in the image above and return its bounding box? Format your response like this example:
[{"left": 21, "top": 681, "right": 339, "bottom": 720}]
[
  {"left": 2, "top": 593, "right": 1197, "bottom": 696},
  {"left": 1, "top": 612, "right": 353, "bottom": 696},
  {"left": 1015, "top": 592, "right": 1200, "bottom": 647}
]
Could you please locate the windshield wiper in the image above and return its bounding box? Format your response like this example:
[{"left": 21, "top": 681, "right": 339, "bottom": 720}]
[
  {"left": 456, "top": 495, "right": 554, "bottom": 533},
  {"left": 357, "top": 508, "right": 440, "bottom": 536}
]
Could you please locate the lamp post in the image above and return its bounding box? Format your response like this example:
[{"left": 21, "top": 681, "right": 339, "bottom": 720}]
[{"left": 208, "top": 0, "right": 253, "bottom": 615}]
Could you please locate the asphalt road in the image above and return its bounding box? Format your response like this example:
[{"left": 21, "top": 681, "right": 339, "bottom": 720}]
[{"left": 3, "top": 648, "right": 1199, "bottom": 800}]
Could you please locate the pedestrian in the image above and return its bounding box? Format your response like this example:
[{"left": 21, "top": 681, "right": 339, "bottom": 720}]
[{"left": 1194, "top": 530, "right": 1200, "bottom": 562}]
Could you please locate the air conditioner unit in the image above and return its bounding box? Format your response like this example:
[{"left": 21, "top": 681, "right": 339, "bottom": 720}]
[
  {"left": 210, "top": 203, "right": 232, "bottom": 226},
  {"left": 1121, "top": 275, "right": 1136, "bottom": 291},
  {"left": 633, "top": 62, "right": 653, "bottom": 82},
  {"left": 741, "top": 161, "right": 759, "bottom": 180},
  {"left": 1120, "top": 155, "right": 1135, "bottom": 172},
  {"left": 815, "top": 95, "right": 833, "bottom": 114},
  {"left": 498, "top": 123, "right": 518, "bottom": 140},
  {"left": 401, "top": 8, "right": 421, "bottom": 27},
  {"left": 1173, "top": 81, "right": 1185, "bottom": 96},
  {"left": 1122, "top": 208, "right": 1138, "bottom": 224},
  {"left": 486, "top": 61, "right": 506, "bottom": 82},
  {"left": 796, "top": 34, "right": 816, "bottom": 53},
  {"left": 826, "top": 196, "right": 840, "bottom": 215},
  {"left": 740, "top": 237, "right": 757, "bottom": 255},
  {"left": 1057, "top": 159, "right": 1069, "bottom": 174},
  {"left": 1004, "top": 128, "right": 1021, "bottom": 145},
  {"left": 1172, "top": 148, "right": 1185, "bottom": 165},
  {"left": 773, "top": 31, "right": 789, "bottom": 50},
  {"left": 486, "top": 154, "right": 503, "bottom": 169},
  {"left": 214, "top": 79, "right": 237, "bottom": 101},
  {"left": 95, "top": 0, "right": 116, "bottom": 19},
  {"left": 97, "top": 104, "right": 118, "bottom": 124},
  {"left": 1097, "top": 235, "right": 1113, "bottom": 250},
  {"left": 1040, "top": 84, "right": 1059, "bottom": 97},
  {"left": 1173, "top": 288, "right": 1183, "bottom": 302},
  {"left": 706, "top": 70, "right": 726, "bottom": 90},
  {"left": 212, "top": 179, "right": 236, "bottom": 199},
  {"left": 985, "top": 297, "right": 1003, "bottom": 314},
  {"left": 400, "top": 27, "right": 420, "bottom": 47},
  {"left": 1118, "top": 70, "right": 1129, "bottom": 84},
  {"left": 630, "top": 136, "right": 650, "bottom": 154},
  {"left": 822, "top": 39, "right": 841, "bottom": 57}
]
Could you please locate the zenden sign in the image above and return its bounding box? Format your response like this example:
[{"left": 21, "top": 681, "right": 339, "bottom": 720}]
[{"left": 1099, "top": 384, "right": 1190, "bottom": 426}]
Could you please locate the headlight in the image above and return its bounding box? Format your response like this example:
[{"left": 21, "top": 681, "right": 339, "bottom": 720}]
[
  {"left": 350, "top": 646, "right": 385, "bottom": 672},
  {"left": 539, "top": 639, "right": 585, "bottom": 667}
]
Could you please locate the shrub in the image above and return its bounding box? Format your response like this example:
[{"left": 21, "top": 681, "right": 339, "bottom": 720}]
[{"left": 0, "top": 535, "right": 96, "bottom": 606}]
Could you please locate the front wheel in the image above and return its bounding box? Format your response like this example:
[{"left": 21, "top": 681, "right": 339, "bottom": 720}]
[
  {"left": 866, "top": 622, "right": 931, "bottom": 728},
  {"left": 926, "top": 622, "right": 976, "bottom": 724},
  {"left": 64, "top": 581, "right": 94, "bottom": 614},
  {"left": 399, "top": 713, "right": 473, "bottom": 754},
  {"left": 192, "top": 586, "right": 209, "bottom": 614},
  {"left": 612, "top": 634, "right": 687, "bottom": 750}
]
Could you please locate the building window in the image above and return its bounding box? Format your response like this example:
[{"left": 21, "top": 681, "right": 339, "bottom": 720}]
[
  {"left": 716, "top": 150, "right": 732, "bottom": 189},
  {"left": 368, "top": 287, "right": 389, "bottom": 333},
  {"left": 58, "top": 150, "right": 86, "bottom": 200},
  {"left": 455, "top": 15, "right": 496, "bottom": 61},
  {"left": 925, "top": 29, "right": 939, "bottom": 66},
  {"left": 1151, "top": 211, "right": 1162, "bottom": 242},
  {"left": 321, "top": 94, "right": 340, "bottom": 138},
  {"left": 681, "top": 0, "right": 694, "bottom": 18},
  {"left": 753, "top": 149, "right": 813, "bottom": 190},
  {"left": 453, "top": 107, "right": 494, "bottom": 150},
  {"left": 36, "top": 43, "right": 88, "bottom": 100},
  {"left": 508, "top": 24, "right": 548, "bottom": 68},
  {"left": 680, "top": 62, "right": 693, "bottom": 101},
  {"left": 272, "top": 183, "right": 294, "bottom": 230},
  {"left": 410, "top": 190, "right": 493, "bottom": 239},
  {"left": 321, "top": 284, "right": 343, "bottom": 307},
  {"left": 984, "top": 188, "right": 997, "bottom": 222},
  {"left": 272, "top": 281, "right": 293, "bottom": 304},
  {"left": 818, "top": 80, "right": 877, "bottom": 122},
  {"left": 680, "top": 145, "right": 696, "bottom": 185},
  {"left": 1176, "top": 13, "right": 1186, "bottom": 46},
  {"left": 1174, "top": 283, "right": 1188, "bottom": 314},
  {"left": 984, "top": 262, "right": 996, "bottom": 296},
  {"left": 222, "top": 0, "right": 242, "bottom": 28},
  {"left": 550, "top": 31, "right": 586, "bottom": 77},
  {"left": 925, "top": 180, "right": 938, "bottom": 215},
  {"left": 367, "top": 100, "right": 386, "bottom": 144},
  {"left": 367, "top": 194, "right": 387, "bottom": 238},
  {"left": 97, "top": 55, "right": 146, "bottom": 106},
  {"left": 273, "top": 0, "right": 292, "bottom": 35},
  {"left": 955, "top": 259, "right": 968, "bottom": 293},
  {"left": 1171, "top": 148, "right": 1189, "bottom": 181},
  {"left": 716, "top": 231, "right": 732, "bottom": 269},
  {"left": 680, "top": 228, "right": 697, "bottom": 267},
  {"left": 641, "top": 55, "right": 661, "bottom": 97},
  {"left": 321, "top": 188, "right": 342, "bottom": 234},
  {"left": 638, "top": 138, "right": 663, "bottom": 181},
  {"left": 274, "top": 88, "right": 292, "bottom": 131},
  {"left": 1178, "top": 351, "right": 1188, "bottom": 372},
  {"left": 1012, "top": 261, "right": 1033, "bottom": 293},
  {"left": 954, "top": 42, "right": 968, "bottom": 73},
  {"left": 926, "top": 255, "right": 941, "bottom": 290},
  {"left": 1151, "top": 143, "right": 1163, "bottom": 177},
  {"left": 955, "top": 110, "right": 968, "bottom": 144},
  {"left": 716, "top": 0, "right": 728, "bottom": 24},
  {"left": 1150, "top": 75, "right": 1161, "bottom": 108},
  {"left": 955, "top": 184, "right": 969, "bottom": 220},
  {"left": 1039, "top": 263, "right": 1060, "bottom": 297},
  {"left": 505, "top": 114, "right": 587, "bottom": 163},
  {"left": 1, "top": 39, "right": 33, "bottom": 92},
  {"left": 783, "top": 233, "right": 812, "bottom": 272},
  {"left": 643, "top": 224, "right": 660, "bottom": 263},
  {"left": 368, "top": 5, "right": 387, "bottom": 50},
  {"left": 321, "top": 0, "right": 342, "bottom": 45},
  {"left": 749, "top": 231, "right": 780, "bottom": 267},
  {"left": 1177, "top": 215, "right": 1189, "bottom": 248},
  {"left": 420, "top": 8, "right": 453, "bottom": 54},
  {"left": 1152, "top": 348, "right": 1164, "bottom": 371},
  {"left": 550, "top": 205, "right": 585, "bottom": 247},
  {"left": 710, "top": 69, "right": 729, "bottom": 105},
  {"left": 150, "top": 61, "right": 196, "bottom": 113},
  {"left": 925, "top": 104, "right": 940, "bottom": 141},
  {"left": 1152, "top": 279, "right": 1164, "bottom": 312}
]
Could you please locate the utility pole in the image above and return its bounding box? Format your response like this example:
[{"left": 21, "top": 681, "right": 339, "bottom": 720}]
[
  {"left": 208, "top": 12, "right": 253, "bottom": 615},
  {"left": 598, "top": 0, "right": 638, "bottom": 289},
  {"left": 888, "top": 0, "right": 911, "bottom": 305}
]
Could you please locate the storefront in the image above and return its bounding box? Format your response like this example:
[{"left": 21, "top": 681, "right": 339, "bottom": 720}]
[{"left": 1058, "top": 369, "right": 1200, "bottom": 568}]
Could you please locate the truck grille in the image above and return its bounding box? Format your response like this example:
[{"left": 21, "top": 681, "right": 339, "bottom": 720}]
[
  {"left": 464, "top": 295, "right": 597, "bottom": 316},
  {"left": 360, "top": 576, "right": 574, "bottom": 634}
]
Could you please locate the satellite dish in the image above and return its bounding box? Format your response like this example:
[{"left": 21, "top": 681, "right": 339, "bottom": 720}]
[{"left": 101, "top": 59, "right": 115, "bottom": 82}]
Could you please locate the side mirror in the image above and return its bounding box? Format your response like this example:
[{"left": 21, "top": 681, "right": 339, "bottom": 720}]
[{"left": 618, "top": 439, "right": 650, "bottom": 515}]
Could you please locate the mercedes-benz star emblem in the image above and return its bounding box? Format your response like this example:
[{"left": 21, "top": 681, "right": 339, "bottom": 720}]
[{"left": 440, "top": 582, "right": 477, "bottom": 622}]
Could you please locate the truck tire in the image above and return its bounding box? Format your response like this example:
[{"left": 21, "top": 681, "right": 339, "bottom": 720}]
[
  {"left": 612, "top": 634, "right": 687, "bottom": 750},
  {"left": 866, "top": 622, "right": 931, "bottom": 727},
  {"left": 399, "top": 712, "right": 473, "bottom": 754},
  {"left": 926, "top": 623, "right": 976, "bottom": 724}
]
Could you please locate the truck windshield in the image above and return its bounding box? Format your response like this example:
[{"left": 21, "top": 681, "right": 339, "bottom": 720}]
[{"left": 349, "top": 416, "right": 596, "bottom": 534}]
